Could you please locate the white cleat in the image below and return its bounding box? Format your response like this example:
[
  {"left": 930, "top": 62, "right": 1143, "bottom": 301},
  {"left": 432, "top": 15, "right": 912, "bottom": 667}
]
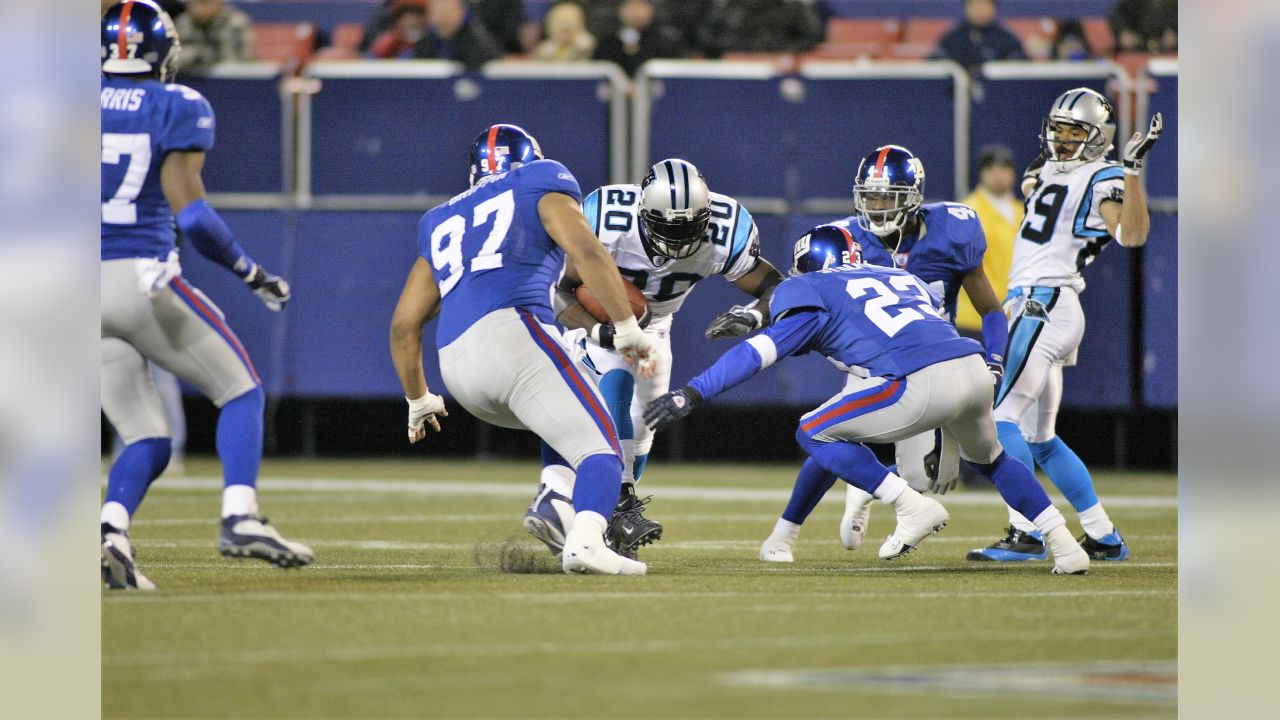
[
  {"left": 219, "top": 514, "right": 315, "bottom": 568},
  {"left": 840, "top": 486, "right": 873, "bottom": 550},
  {"left": 759, "top": 536, "right": 795, "bottom": 563},
  {"left": 1046, "top": 525, "right": 1090, "bottom": 575},
  {"left": 101, "top": 526, "right": 156, "bottom": 591},
  {"left": 561, "top": 521, "right": 647, "bottom": 576},
  {"left": 878, "top": 492, "right": 949, "bottom": 560}
]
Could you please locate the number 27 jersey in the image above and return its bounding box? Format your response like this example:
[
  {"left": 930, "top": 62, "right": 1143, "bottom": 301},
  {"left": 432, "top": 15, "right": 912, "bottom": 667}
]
[{"left": 1009, "top": 158, "right": 1124, "bottom": 293}]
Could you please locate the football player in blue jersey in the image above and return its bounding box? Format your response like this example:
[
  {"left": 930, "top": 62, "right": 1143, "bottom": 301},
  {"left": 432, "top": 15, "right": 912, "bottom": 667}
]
[
  {"left": 390, "top": 124, "right": 657, "bottom": 575},
  {"left": 644, "top": 228, "right": 1090, "bottom": 574},
  {"left": 748, "top": 146, "right": 1010, "bottom": 560},
  {"left": 100, "top": 1, "right": 311, "bottom": 590}
]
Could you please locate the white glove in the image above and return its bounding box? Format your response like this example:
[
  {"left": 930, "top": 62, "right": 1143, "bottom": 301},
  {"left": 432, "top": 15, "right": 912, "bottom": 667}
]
[
  {"left": 561, "top": 327, "right": 589, "bottom": 365},
  {"left": 1122, "top": 112, "right": 1162, "bottom": 175},
  {"left": 243, "top": 263, "right": 291, "bottom": 312},
  {"left": 407, "top": 392, "right": 447, "bottom": 443},
  {"left": 610, "top": 317, "right": 657, "bottom": 379}
]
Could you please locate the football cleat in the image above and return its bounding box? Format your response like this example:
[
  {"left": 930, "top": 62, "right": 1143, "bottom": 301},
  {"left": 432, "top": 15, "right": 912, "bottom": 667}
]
[
  {"left": 759, "top": 536, "right": 795, "bottom": 563},
  {"left": 101, "top": 523, "right": 155, "bottom": 591},
  {"left": 218, "top": 514, "right": 314, "bottom": 568},
  {"left": 1078, "top": 528, "right": 1131, "bottom": 561},
  {"left": 562, "top": 520, "right": 647, "bottom": 576},
  {"left": 966, "top": 526, "right": 1049, "bottom": 562},
  {"left": 839, "top": 485, "right": 873, "bottom": 550},
  {"left": 608, "top": 485, "right": 663, "bottom": 556},
  {"left": 1046, "top": 526, "right": 1090, "bottom": 575},
  {"left": 878, "top": 492, "right": 948, "bottom": 560},
  {"left": 523, "top": 483, "right": 575, "bottom": 557}
]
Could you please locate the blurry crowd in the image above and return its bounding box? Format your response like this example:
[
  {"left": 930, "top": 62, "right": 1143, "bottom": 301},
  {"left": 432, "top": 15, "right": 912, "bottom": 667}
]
[{"left": 104, "top": 0, "right": 1177, "bottom": 77}]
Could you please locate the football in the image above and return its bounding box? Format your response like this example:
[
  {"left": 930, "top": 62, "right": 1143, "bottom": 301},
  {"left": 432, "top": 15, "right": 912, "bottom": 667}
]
[{"left": 575, "top": 280, "right": 648, "bottom": 324}]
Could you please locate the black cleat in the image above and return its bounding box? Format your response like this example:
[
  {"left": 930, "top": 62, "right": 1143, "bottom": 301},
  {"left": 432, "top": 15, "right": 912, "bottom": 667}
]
[
  {"left": 966, "top": 526, "right": 1048, "bottom": 562},
  {"left": 607, "top": 485, "right": 663, "bottom": 557},
  {"left": 1077, "top": 529, "right": 1131, "bottom": 561}
]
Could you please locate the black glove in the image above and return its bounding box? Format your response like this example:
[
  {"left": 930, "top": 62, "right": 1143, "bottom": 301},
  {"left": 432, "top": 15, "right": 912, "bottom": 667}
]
[
  {"left": 592, "top": 306, "right": 651, "bottom": 349},
  {"left": 1122, "top": 112, "right": 1163, "bottom": 174},
  {"left": 644, "top": 386, "right": 702, "bottom": 432},
  {"left": 244, "top": 264, "right": 291, "bottom": 312},
  {"left": 705, "top": 304, "right": 763, "bottom": 340}
]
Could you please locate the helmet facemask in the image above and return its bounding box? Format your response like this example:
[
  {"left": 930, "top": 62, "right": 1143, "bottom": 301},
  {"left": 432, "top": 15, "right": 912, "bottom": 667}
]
[
  {"left": 639, "top": 205, "right": 710, "bottom": 259},
  {"left": 854, "top": 183, "right": 922, "bottom": 239},
  {"left": 1041, "top": 117, "right": 1109, "bottom": 168}
]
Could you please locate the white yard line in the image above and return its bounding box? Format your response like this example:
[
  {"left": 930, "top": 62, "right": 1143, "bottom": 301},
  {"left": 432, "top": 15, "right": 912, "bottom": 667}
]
[{"left": 132, "top": 475, "right": 1178, "bottom": 509}]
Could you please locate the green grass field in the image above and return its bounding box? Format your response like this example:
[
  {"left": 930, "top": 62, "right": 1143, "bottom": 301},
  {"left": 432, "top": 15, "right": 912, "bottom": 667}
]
[{"left": 102, "top": 458, "right": 1176, "bottom": 719}]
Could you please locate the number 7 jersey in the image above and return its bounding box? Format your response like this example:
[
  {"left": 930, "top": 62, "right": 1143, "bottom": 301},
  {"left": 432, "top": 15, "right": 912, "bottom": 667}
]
[
  {"left": 1009, "top": 157, "right": 1125, "bottom": 293},
  {"left": 581, "top": 184, "right": 760, "bottom": 318}
]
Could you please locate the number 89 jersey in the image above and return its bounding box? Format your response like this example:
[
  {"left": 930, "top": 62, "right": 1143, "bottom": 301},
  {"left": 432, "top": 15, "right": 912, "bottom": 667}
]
[
  {"left": 581, "top": 184, "right": 761, "bottom": 318},
  {"left": 1008, "top": 157, "right": 1124, "bottom": 293},
  {"left": 101, "top": 76, "right": 215, "bottom": 261}
]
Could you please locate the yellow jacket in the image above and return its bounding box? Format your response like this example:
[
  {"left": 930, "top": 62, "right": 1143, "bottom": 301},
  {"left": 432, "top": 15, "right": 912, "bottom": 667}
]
[{"left": 956, "top": 188, "right": 1023, "bottom": 330}]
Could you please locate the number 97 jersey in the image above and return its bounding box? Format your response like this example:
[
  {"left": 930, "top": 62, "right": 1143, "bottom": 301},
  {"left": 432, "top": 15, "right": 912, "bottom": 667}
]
[
  {"left": 581, "top": 185, "right": 760, "bottom": 318},
  {"left": 1009, "top": 157, "right": 1125, "bottom": 293}
]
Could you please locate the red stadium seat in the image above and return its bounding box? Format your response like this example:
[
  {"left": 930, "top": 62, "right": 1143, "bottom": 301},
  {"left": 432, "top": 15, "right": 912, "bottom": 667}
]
[
  {"left": 901, "top": 18, "right": 952, "bottom": 47},
  {"left": 313, "top": 22, "right": 364, "bottom": 60},
  {"left": 253, "top": 22, "right": 318, "bottom": 70},
  {"left": 887, "top": 43, "right": 935, "bottom": 60},
  {"left": 1082, "top": 17, "right": 1115, "bottom": 56},
  {"left": 825, "top": 18, "right": 900, "bottom": 45},
  {"left": 1004, "top": 17, "right": 1058, "bottom": 45},
  {"left": 807, "top": 41, "right": 886, "bottom": 60}
]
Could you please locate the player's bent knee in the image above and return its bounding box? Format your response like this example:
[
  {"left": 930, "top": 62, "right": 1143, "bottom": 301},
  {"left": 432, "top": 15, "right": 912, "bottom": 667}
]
[{"left": 224, "top": 384, "right": 265, "bottom": 411}]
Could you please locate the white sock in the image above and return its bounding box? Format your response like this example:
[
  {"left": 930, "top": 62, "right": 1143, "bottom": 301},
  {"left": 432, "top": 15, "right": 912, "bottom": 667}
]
[
  {"left": 571, "top": 510, "right": 608, "bottom": 537},
  {"left": 540, "top": 464, "right": 575, "bottom": 499},
  {"left": 1078, "top": 502, "right": 1115, "bottom": 540},
  {"left": 770, "top": 518, "right": 801, "bottom": 544},
  {"left": 1031, "top": 505, "right": 1066, "bottom": 536},
  {"left": 845, "top": 485, "right": 874, "bottom": 510},
  {"left": 1007, "top": 506, "right": 1037, "bottom": 533},
  {"left": 222, "top": 485, "right": 258, "bottom": 518},
  {"left": 873, "top": 473, "right": 909, "bottom": 504},
  {"left": 621, "top": 439, "right": 637, "bottom": 484},
  {"left": 101, "top": 502, "right": 130, "bottom": 532}
]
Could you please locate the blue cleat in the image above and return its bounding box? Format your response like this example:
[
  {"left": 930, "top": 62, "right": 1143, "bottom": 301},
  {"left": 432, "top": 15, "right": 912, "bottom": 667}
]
[
  {"left": 966, "top": 526, "right": 1049, "bottom": 562},
  {"left": 523, "top": 483, "right": 575, "bottom": 557},
  {"left": 1078, "top": 528, "right": 1131, "bottom": 561}
]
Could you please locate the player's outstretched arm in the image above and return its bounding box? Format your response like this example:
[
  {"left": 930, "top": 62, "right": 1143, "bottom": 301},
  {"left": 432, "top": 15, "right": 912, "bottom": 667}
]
[
  {"left": 161, "top": 151, "right": 291, "bottom": 310},
  {"left": 389, "top": 257, "right": 447, "bottom": 443},
  {"left": 1106, "top": 112, "right": 1163, "bottom": 248},
  {"left": 539, "top": 192, "right": 656, "bottom": 377},
  {"left": 706, "top": 259, "right": 785, "bottom": 339},
  {"left": 960, "top": 266, "right": 1009, "bottom": 387}
]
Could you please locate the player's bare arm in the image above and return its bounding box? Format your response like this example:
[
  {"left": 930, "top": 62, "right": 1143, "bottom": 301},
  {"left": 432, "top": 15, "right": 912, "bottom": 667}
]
[
  {"left": 539, "top": 192, "right": 657, "bottom": 377},
  {"left": 159, "top": 149, "right": 208, "bottom": 212},
  {"left": 1104, "top": 113, "right": 1163, "bottom": 248},
  {"left": 960, "top": 265, "right": 1002, "bottom": 317},
  {"left": 552, "top": 255, "right": 601, "bottom": 331},
  {"left": 390, "top": 257, "right": 447, "bottom": 443},
  {"left": 706, "top": 259, "right": 785, "bottom": 340}
]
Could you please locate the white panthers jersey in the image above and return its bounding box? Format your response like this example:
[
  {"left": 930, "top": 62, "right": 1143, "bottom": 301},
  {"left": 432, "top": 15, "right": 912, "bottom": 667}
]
[
  {"left": 581, "top": 184, "right": 761, "bottom": 317},
  {"left": 1008, "top": 158, "right": 1125, "bottom": 293}
]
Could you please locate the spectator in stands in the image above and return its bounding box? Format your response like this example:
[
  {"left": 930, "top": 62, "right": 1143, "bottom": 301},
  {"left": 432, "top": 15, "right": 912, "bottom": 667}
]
[
  {"left": 660, "top": 0, "right": 719, "bottom": 58},
  {"left": 704, "top": 0, "right": 823, "bottom": 56},
  {"left": 370, "top": 0, "right": 429, "bottom": 59},
  {"left": 956, "top": 145, "right": 1022, "bottom": 337},
  {"left": 413, "top": 0, "right": 503, "bottom": 69},
  {"left": 593, "top": 0, "right": 683, "bottom": 76},
  {"left": 534, "top": 2, "right": 596, "bottom": 62},
  {"left": 1052, "top": 18, "right": 1094, "bottom": 61},
  {"left": 1110, "top": 0, "right": 1177, "bottom": 54},
  {"left": 472, "top": 0, "right": 527, "bottom": 55},
  {"left": 173, "top": 0, "right": 254, "bottom": 74},
  {"left": 359, "top": 0, "right": 398, "bottom": 52},
  {"left": 932, "top": 0, "right": 1025, "bottom": 72}
]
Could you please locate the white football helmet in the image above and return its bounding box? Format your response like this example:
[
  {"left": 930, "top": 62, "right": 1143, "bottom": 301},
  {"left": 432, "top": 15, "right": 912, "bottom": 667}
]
[
  {"left": 638, "top": 159, "right": 711, "bottom": 260},
  {"left": 1040, "top": 87, "right": 1117, "bottom": 169}
]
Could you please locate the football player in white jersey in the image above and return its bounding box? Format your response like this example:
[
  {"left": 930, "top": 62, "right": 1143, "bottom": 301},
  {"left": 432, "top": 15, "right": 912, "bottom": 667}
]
[
  {"left": 968, "top": 87, "right": 1162, "bottom": 563},
  {"left": 525, "top": 159, "right": 784, "bottom": 558}
]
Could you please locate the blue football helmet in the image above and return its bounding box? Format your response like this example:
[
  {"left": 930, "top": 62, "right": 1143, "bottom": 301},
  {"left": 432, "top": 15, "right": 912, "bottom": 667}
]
[
  {"left": 469, "top": 124, "right": 544, "bottom": 185},
  {"left": 101, "top": 1, "right": 180, "bottom": 82},
  {"left": 791, "top": 224, "right": 863, "bottom": 276},
  {"left": 853, "top": 145, "right": 925, "bottom": 239}
]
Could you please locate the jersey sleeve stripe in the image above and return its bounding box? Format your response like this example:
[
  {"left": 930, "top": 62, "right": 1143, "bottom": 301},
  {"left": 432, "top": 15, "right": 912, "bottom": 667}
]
[
  {"left": 720, "top": 206, "right": 749, "bottom": 275},
  {"left": 746, "top": 335, "right": 778, "bottom": 368},
  {"left": 1073, "top": 165, "right": 1124, "bottom": 238},
  {"left": 582, "top": 189, "right": 601, "bottom": 234}
]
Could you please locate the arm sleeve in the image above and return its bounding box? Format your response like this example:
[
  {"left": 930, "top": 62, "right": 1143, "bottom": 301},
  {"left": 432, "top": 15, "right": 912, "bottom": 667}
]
[
  {"left": 525, "top": 160, "right": 582, "bottom": 203},
  {"left": 687, "top": 309, "right": 825, "bottom": 401},
  {"left": 176, "top": 199, "right": 255, "bottom": 278},
  {"left": 981, "top": 310, "right": 1009, "bottom": 364},
  {"left": 163, "top": 86, "right": 216, "bottom": 154}
]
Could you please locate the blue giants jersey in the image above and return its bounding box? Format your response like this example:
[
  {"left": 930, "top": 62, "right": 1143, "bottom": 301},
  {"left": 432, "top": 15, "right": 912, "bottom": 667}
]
[
  {"left": 832, "top": 202, "right": 986, "bottom": 322},
  {"left": 769, "top": 264, "right": 982, "bottom": 379},
  {"left": 101, "top": 76, "right": 215, "bottom": 260},
  {"left": 419, "top": 159, "right": 582, "bottom": 347}
]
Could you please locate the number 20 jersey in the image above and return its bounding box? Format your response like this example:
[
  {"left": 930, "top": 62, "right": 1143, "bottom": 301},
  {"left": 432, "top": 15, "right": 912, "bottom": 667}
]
[
  {"left": 101, "top": 76, "right": 216, "bottom": 261},
  {"left": 581, "top": 185, "right": 761, "bottom": 319},
  {"left": 1008, "top": 158, "right": 1124, "bottom": 293},
  {"left": 418, "top": 159, "right": 582, "bottom": 347}
]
